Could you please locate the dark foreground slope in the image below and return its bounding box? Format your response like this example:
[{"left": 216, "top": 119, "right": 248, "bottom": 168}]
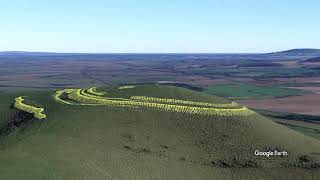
[{"left": 0, "top": 85, "right": 319, "bottom": 180}]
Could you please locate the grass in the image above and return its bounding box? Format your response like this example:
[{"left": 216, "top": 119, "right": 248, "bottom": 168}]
[
  {"left": 279, "top": 123, "right": 320, "bottom": 140},
  {"left": 204, "top": 84, "right": 308, "bottom": 98},
  {"left": 100, "top": 85, "right": 229, "bottom": 103},
  {"left": 0, "top": 85, "right": 319, "bottom": 179},
  {"left": 255, "top": 109, "right": 320, "bottom": 140}
]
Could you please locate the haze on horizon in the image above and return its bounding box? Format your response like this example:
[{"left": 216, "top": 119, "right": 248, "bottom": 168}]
[{"left": 0, "top": 0, "right": 319, "bottom": 53}]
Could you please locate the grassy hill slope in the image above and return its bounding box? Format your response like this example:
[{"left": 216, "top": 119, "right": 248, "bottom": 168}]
[{"left": 0, "top": 85, "right": 319, "bottom": 180}]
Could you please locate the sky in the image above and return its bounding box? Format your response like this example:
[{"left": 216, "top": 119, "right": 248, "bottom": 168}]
[{"left": 0, "top": 0, "right": 319, "bottom": 53}]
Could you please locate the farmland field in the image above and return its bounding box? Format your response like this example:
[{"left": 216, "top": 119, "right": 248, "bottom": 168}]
[
  {"left": 204, "top": 84, "right": 308, "bottom": 99},
  {"left": 238, "top": 94, "right": 320, "bottom": 115}
]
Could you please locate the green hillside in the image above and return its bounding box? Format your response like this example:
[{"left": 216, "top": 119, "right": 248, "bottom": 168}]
[{"left": 0, "top": 85, "right": 319, "bottom": 180}]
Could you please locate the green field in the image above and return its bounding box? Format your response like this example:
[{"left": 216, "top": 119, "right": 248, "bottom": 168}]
[
  {"left": 0, "top": 85, "right": 319, "bottom": 179},
  {"left": 204, "top": 84, "right": 308, "bottom": 98}
]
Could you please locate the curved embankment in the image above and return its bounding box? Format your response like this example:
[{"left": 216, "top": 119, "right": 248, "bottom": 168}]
[
  {"left": 54, "top": 87, "right": 255, "bottom": 116},
  {"left": 14, "top": 97, "right": 46, "bottom": 119},
  {"left": 86, "top": 87, "right": 106, "bottom": 96},
  {"left": 118, "top": 85, "right": 135, "bottom": 90}
]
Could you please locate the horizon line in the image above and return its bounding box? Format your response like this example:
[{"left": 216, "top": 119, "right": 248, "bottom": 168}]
[
  {"left": 0, "top": 51, "right": 263, "bottom": 54},
  {"left": 0, "top": 48, "right": 319, "bottom": 55}
]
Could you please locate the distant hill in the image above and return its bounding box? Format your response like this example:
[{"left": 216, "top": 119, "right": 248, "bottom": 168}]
[
  {"left": 2, "top": 50, "right": 320, "bottom": 61},
  {"left": 0, "top": 51, "right": 56, "bottom": 56},
  {"left": 301, "top": 56, "right": 320, "bottom": 63},
  {"left": 268, "top": 49, "right": 320, "bottom": 57}
]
